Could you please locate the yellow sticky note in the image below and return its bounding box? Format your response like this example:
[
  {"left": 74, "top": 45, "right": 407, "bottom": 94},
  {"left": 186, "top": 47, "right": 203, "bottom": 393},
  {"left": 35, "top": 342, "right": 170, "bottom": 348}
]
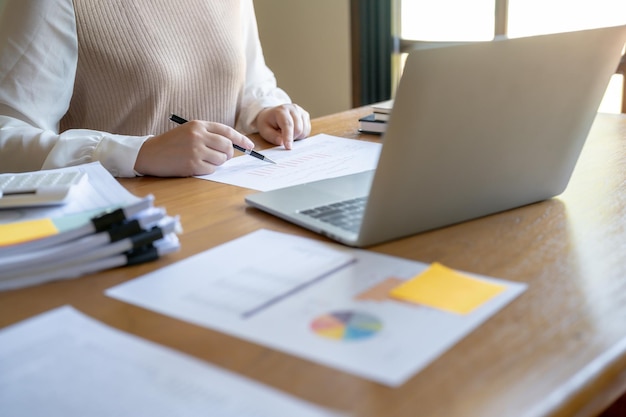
[
  {"left": 389, "top": 262, "right": 505, "bottom": 314},
  {"left": 0, "top": 218, "right": 58, "bottom": 246}
]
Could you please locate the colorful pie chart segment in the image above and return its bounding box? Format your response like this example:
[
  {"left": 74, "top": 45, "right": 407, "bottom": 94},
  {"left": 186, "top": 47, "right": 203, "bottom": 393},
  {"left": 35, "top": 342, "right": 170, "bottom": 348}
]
[{"left": 310, "top": 311, "right": 382, "bottom": 341}]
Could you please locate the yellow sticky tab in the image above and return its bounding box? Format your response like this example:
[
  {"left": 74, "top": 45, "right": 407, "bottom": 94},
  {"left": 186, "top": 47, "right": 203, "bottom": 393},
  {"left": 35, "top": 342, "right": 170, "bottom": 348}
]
[
  {"left": 0, "top": 218, "right": 59, "bottom": 246},
  {"left": 389, "top": 262, "right": 506, "bottom": 314}
]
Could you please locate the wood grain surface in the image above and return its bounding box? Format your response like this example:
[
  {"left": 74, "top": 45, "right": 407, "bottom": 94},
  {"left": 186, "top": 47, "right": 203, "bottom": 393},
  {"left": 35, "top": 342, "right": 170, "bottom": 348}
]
[{"left": 1, "top": 108, "right": 625, "bottom": 417}]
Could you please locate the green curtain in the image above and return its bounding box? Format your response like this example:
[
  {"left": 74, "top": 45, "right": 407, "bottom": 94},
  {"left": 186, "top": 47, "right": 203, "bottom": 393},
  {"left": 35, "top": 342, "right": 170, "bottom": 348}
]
[{"left": 351, "top": 0, "right": 393, "bottom": 106}]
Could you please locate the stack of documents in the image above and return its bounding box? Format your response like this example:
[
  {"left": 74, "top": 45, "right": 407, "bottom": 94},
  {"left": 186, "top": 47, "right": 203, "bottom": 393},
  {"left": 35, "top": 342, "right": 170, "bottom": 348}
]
[
  {"left": 0, "top": 163, "right": 182, "bottom": 291},
  {"left": 0, "top": 195, "right": 181, "bottom": 291}
]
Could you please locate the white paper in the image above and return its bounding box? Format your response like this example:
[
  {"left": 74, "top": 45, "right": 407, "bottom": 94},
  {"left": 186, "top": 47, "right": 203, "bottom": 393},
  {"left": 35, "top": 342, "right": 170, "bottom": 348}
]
[
  {"left": 107, "top": 229, "right": 527, "bottom": 387},
  {"left": 196, "top": 134, "right": 382, "bottom": 191},
  {"left": 0, "top": 306, "right": 342, "bottom": 417},
  {"left": 0, "top": 162, "right": 141, "bottom": 229}
]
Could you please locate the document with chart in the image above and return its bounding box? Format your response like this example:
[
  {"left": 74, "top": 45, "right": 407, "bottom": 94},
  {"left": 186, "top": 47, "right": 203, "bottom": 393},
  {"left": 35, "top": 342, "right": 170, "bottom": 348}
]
[
  {"left": 196, "top": 134, "right": 382, "bottom": 191},
  {"left": 107, "top": 229, "right": 526, "bottom": 387}
]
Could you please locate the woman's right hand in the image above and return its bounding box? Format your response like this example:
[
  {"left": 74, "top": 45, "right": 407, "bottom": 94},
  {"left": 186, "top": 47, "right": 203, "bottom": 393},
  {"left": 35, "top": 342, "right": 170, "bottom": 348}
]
[{"left": 133, "top": 120, "right": 256, "bottom": 177}]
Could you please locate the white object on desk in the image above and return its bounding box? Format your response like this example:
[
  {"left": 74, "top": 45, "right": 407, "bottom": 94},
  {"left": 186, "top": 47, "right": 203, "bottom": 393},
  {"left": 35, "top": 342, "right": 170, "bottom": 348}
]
[
  {"left": 197, "top": 133, "right": 382, "bottom": 192},
  {"left": 0, "top": 169, "right": 87, "bottom": 208},
  {"left": 0, "top": 306, "right": 342, "bottom": 417},
  {"left": 0, "top": 162, "right": 141, "bottom": 226},
  {"left": 107, "top": 229, "right": 527, "bottom": 387}
]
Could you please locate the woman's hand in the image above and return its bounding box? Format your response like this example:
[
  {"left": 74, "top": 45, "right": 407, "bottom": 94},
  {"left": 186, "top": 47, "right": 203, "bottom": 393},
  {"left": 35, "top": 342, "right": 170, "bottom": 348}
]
[
  {"left": 134, "top": 120, "right": 256, "bottom": 177},
  {"left": 256, "top": 103, "right": 311, "bottom": 150}
]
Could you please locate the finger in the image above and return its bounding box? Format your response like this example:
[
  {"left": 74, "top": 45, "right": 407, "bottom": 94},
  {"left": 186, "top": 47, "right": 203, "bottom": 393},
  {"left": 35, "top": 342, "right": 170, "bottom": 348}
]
[
  {"left": 302, "top": 107, "right": 311, "bottom": 138},
  {"left": 199, "top": 147, "right": 230, "bottom": 167},
  {"left": 191, "top": 160, "right": 219, "bottom": 176},
  {"left": 292, "top": 105, "right": 311, "bottom": 140},
  {"left": 199, "top": 121, "right": 255, "bottom": 151},
  {"left": 277, "top": 108, "right": 296, "bottom": 149}
]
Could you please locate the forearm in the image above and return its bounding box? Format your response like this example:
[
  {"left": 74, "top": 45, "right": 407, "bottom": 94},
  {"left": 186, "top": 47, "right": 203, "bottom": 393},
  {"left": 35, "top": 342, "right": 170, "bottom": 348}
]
[{"left": 0, "top": 115, "right": 148, "bottom": 177}]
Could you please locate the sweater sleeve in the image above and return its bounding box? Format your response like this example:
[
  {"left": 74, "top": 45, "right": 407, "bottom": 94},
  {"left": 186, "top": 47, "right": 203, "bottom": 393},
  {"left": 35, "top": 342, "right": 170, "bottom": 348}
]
[
  {"left": 235, "top": 0, "right": 293, "bottom": 135},
  {"left": 0, "top": 0, "right": 148, "bottom": 177}
]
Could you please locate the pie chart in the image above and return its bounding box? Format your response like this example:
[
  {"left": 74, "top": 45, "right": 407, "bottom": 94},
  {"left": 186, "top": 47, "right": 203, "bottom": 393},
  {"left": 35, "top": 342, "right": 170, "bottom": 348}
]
[{"left": 310, "top": 310, "right": 382, "bottom": 341}]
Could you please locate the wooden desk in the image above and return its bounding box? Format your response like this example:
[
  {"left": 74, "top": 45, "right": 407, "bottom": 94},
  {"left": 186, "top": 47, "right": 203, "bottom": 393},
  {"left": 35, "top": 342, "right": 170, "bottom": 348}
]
[{"left": 2, "top": 108, "right": 626, "bottom": 417}]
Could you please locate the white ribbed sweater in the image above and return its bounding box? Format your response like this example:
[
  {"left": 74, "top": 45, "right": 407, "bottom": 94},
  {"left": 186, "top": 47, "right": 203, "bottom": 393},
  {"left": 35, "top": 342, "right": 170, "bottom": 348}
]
[{"left": 61, "top": 0, "right": 245, "bottom": 136}]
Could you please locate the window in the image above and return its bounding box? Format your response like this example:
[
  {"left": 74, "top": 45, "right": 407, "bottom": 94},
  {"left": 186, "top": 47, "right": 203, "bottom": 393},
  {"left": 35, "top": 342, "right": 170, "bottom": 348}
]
[{"left": 396, "top": 0, "right": 626, "bottom": 112}]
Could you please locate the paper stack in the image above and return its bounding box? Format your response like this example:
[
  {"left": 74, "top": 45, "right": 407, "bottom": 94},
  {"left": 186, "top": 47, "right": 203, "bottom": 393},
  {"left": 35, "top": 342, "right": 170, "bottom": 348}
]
[
  {"left": 0, "top": 162, "right": 182, "bottom": 291},
  {"left": 0, "top": 195, "right": 181, "bottom": 291}
]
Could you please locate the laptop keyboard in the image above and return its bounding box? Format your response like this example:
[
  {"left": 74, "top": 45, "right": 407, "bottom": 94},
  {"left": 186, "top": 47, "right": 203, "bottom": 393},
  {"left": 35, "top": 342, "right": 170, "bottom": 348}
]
[{"left": 298, "top": 196, "right": 367, "bottom": 233}]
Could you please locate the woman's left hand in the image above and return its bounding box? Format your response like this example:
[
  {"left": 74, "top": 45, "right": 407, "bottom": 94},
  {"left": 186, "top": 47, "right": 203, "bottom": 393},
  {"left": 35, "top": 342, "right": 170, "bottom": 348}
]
[{"left": 256, "top": 103, "right": 311, "bottom": 149}]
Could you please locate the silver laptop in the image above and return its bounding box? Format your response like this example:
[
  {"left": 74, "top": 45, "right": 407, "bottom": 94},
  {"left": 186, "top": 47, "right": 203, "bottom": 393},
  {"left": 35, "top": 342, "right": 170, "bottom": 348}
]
[{"left": 246, "top": 25, "right": 626, "bottom": 247}]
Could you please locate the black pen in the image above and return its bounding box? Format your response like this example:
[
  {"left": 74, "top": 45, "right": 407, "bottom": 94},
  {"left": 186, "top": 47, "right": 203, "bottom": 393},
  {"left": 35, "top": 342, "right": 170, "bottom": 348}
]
[{"left": 169, "top": 114, "right": 277, "bottom": 164}]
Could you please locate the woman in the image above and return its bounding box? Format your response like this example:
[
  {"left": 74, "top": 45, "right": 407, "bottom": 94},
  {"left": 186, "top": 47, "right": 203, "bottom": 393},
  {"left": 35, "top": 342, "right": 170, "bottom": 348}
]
[{"left": 0, "top": 0, "right": 311, "bottom": 177}]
